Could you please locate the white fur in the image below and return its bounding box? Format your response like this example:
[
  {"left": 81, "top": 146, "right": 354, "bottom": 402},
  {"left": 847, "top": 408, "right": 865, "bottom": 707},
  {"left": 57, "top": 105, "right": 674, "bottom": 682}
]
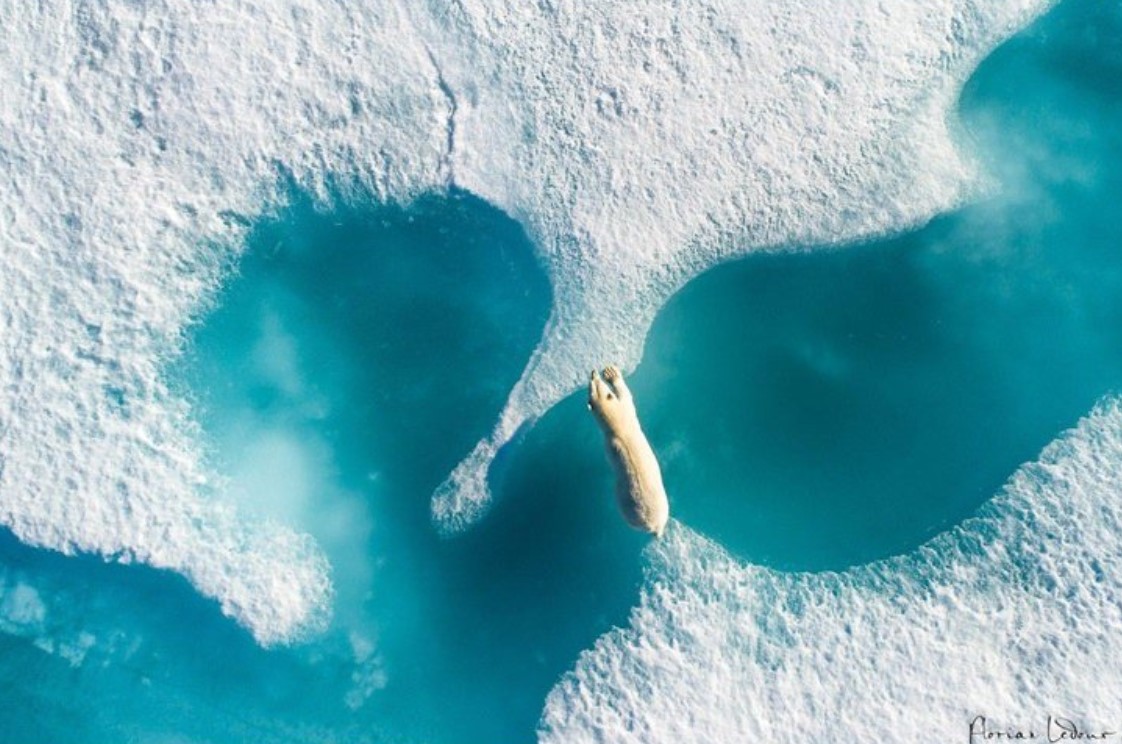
[{"left": 588, "top": 366, "right": 670, "bottom": 537}]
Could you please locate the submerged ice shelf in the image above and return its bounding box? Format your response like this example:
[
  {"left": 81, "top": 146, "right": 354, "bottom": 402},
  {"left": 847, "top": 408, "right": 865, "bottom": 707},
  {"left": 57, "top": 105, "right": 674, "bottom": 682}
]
[{"left": 174, "top": 190, "right": 607, "bottom": 743}]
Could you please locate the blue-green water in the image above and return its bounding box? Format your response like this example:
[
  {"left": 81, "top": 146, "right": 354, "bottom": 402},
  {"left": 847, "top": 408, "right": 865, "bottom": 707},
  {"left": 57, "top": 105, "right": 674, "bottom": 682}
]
[
  {"left": 3, "top": 0, "right": 1122, "bottom": 741},
  {"left": 179, "top": 190, "right": 647, "bottom": 743},
  {"left": 609, "top": 0, "right": 1122, "bottom": 571}
]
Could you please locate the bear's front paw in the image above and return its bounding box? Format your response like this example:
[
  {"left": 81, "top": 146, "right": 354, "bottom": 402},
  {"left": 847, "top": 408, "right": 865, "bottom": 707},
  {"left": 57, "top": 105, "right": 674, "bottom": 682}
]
[{"left": 602, "top": 365, "right": 622, "bottom": 383}]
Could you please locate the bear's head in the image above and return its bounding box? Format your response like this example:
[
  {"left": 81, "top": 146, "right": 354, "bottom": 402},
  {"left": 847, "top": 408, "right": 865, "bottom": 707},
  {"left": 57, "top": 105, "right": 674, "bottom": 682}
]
[{"left": 587, "top": 368, "right": 633, "bottom": 433}]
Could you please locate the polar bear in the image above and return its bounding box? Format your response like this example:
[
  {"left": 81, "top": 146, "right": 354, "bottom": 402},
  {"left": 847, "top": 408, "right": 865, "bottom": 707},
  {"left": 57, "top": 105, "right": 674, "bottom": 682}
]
[{"left": 587, "top": 365, "right": 670, "bottom": 537}]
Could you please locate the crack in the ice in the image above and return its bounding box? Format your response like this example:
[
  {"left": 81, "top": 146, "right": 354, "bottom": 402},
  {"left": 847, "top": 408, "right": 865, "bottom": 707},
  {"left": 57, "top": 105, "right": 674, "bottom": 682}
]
[{"left": 425, "top": 46, "right": 458, "bottom": 186}]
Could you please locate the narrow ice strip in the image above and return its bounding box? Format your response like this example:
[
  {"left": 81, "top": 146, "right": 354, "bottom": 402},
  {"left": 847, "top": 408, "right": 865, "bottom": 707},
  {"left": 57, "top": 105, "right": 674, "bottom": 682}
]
[
  {"left": 0, "top": 0, "right": 451, "bottom": 643},
  {"left": 422, "top": 0, "right": 1053, "bottom": 532},
  {"left": 540, "top": 398, "right": 1122, "bottom": 742}
]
